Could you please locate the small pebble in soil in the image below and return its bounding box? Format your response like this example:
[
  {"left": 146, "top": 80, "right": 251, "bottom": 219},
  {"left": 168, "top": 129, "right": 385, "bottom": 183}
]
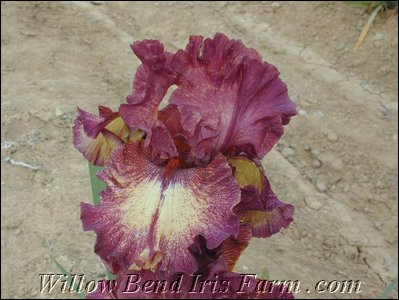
[
  {"left": 298, "top": 109, "right": 307, "bottom": 116},
  {"left": 304, "top": 144, "right": 311, "bottom": 151},
  {"left": 335, "top": 42, "right": 346, "bottom": 51},
  {"left": 312, "top": 159, "right": 322, "bottom": 168},
  {"left": 316, "top": 181, "right": 327, "bottom": 193},
  {"left": 6, "top": 219, "right": 21, "bottom": 229},
  {"left": 360, "top": 80, "right": 369, "bottom": 87},
  {"left": 55, "top": 107, "right": 64, "bottom": 117},
  {"left": 342, "top": 184, "right": 350, "bottom": 193},
  {"left": 350, "top": 57, "right": 366, "bottom": 67},
  {"left": 374, "top": 222, "right": 383, "bottom": 231},
  {"left": 327, "top": 132, "right": 338, "bottom": 142},
  {"left": 281, "top": 147, "right": 295, "bottom": 157},
  {"left": 304, "top": 194, "right": 322, "bottom": 210},
  {"left": 21, "top": 30, "right": 36, "bottom": 37},
  {"left": 323, "top": 237, "right": 335, "bottom": 248},
  {"left": 271, "top": 2, "right": 280, "bottom": 10},
  {"left": 330, "top": 158, "right": 344, "bottom": 171},
  {"left": 358, "top": 175, "right": 369, "bottom": 183}
]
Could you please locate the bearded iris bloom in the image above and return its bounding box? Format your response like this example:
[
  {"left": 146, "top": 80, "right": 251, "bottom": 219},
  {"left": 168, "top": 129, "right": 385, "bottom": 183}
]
[{"left": 73, "top": 33, "right": 296, "bottom": 298}]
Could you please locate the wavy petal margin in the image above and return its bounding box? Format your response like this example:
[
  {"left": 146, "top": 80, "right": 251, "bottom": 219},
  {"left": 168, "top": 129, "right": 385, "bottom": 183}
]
[
  {"left": 241, "top": 191, "right": 295, "bottom": 238},
  {"left": 227, "top": 156, "right": 294, "bottom": 238},
  {"left": 169, "top": 33, "right": 296, "bottom": 164},
  {"left": 73, "top": 106, "right": 129, "bottom": 166},
  {"left": 81, "top": 142, "right": 240, "bottom": 274},
  {"left": 119, "top": 40, "right": 178, "bottom": 161}
]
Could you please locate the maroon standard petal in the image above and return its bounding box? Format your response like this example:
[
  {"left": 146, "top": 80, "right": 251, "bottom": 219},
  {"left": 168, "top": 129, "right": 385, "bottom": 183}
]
[
  {"left": 119, "top": 40, "right": 178, "bottom": 162},
  {"left": 168, "top": 33, "right": 296, "bottom": 164},
  {"left": 81, "top": 142, "right": 240, "bottom": 275}
]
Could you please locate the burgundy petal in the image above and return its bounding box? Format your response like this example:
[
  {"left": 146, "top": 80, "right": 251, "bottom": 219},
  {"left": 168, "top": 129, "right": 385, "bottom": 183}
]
[
  {"left": 89, "top": 270, "right": 294, "bottom": 299},
  {"left": 169, "top": 33, "right": 296, "bottom": 163},
  {"left": 241, "top": 190, "right": 295, "bottom": 239},
  {"left": 188, "top": 235, "right": 226, "bottom": 275},
  {"left": 119, "top": 40, "right": 178, "bottom": 161},
  {"left": 81, "top": 142, "right": 240, "bottom": 274},
  {"left": 227, "top": 155, "right": 294, "bottom": 238},
  {"left": 86, "top": 280, "right": 117, "bottom": 299}
]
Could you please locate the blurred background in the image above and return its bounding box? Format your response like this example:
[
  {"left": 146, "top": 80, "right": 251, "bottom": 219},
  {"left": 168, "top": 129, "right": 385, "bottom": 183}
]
[{"left": 1, "top": 1, "right": 398, "bottom": 299}]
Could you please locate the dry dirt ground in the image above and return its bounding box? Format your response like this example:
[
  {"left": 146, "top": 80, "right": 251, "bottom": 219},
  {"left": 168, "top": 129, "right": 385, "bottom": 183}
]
[{"left": 1, "top": 1, "right": 398, "bottom": 299}]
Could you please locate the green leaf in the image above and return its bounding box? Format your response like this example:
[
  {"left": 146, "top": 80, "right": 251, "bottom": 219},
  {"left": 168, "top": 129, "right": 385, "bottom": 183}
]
[
  {"left": 344, "top": 1, "right": 398, "bottom": 9},
  {"left": 383, "top": 1, "right": 398, "bottom": 9},
  {"left": 380, "top": 277, "right": 398, "bottom": 299},
  {"left": 51, "top": 256, "right": 85, "bottom": 299},
  {"left": 104, "top": 265, "right": 117, "bottom": 281},
  {"left": 101, "top": 262, "right": 117, "bottom": 280},
  {"left": 88, "top": 163, "right": 106, "bottom": 205},
  {"left": 261, "top": 267, "right": 270, "bottom": 280}
]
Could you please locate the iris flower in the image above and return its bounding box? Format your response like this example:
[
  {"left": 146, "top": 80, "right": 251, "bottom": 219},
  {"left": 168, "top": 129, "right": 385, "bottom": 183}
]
[{"left": 73, "top": 33, "right": 296, "bottom": 291}]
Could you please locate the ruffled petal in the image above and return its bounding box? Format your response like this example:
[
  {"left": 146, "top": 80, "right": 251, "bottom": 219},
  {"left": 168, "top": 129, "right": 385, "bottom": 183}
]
[
  {"left": 169, "top": 33, "right": 296, "bottom": 163},
  {"left": 81, "top": 142, "right": 240, "bottom": 274},
  {"left": 241, "top": 192, "right": 295, "bottom": 238},
  {"left": 73, "top": 107, "right": 130, "bottom": 166},
  {"left": 227, "top": 156, "right": 294, "bottom": 238},
  {"left": 119, "top": 40, "right": 178, "bottom": 161}
]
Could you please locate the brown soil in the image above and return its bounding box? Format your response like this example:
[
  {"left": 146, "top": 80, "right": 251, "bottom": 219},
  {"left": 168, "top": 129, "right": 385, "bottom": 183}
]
[{"left": 1, "top": 1, "right": 397, "bottom": 299}]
